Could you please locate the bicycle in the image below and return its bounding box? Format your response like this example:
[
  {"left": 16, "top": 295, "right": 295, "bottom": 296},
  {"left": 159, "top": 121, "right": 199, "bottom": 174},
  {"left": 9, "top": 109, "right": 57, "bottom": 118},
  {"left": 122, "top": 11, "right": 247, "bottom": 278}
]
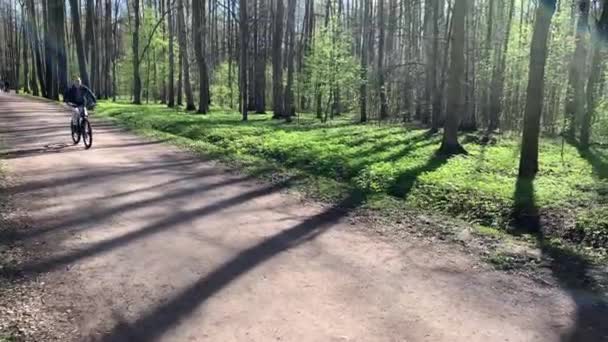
[{"left": 68, "top": 100, "right": 95, "bottom": 149}]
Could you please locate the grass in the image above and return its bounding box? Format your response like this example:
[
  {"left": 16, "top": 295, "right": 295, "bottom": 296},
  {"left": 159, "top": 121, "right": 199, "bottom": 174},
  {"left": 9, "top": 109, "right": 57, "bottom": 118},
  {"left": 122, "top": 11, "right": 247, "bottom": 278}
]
[{"left": 95, "top": 102, "right": 608, "bottom": 253}]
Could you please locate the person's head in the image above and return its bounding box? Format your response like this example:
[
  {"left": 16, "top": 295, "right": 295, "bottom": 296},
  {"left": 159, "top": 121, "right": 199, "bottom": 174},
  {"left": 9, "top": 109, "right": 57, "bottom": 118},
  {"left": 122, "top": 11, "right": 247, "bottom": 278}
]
[{"left": 73, "top": 77, "right": 82, "bottom": 87}]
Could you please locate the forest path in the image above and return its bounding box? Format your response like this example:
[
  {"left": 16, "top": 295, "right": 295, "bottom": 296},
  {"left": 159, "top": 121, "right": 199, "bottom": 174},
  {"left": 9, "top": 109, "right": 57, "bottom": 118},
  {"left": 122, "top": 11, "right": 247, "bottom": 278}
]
[{"left": 0, "top": 93, "right": 597, "bottom": 341}]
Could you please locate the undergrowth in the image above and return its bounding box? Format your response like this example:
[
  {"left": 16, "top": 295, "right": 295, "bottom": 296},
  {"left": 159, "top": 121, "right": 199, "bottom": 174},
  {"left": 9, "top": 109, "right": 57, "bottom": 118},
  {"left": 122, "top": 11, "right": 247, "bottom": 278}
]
[{"left": 96, "top": 102, "right": 608, "bottom": 253}]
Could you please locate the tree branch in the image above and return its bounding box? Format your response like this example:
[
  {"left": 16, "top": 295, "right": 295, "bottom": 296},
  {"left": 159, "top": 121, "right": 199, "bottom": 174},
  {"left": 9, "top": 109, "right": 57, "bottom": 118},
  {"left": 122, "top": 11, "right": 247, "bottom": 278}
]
[
  {"left": 138, "top": 2, "right": 175, "bottom": 63},
  {"left": 216, "top": 0, "right": 239, "bottom": 23}
]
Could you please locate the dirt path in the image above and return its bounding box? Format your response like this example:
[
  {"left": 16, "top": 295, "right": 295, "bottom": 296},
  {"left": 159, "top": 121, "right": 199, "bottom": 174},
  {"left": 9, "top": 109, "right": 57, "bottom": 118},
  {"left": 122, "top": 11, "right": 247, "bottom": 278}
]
[{"left": 0, "top": 94, "right": 604, "bottom": 342}]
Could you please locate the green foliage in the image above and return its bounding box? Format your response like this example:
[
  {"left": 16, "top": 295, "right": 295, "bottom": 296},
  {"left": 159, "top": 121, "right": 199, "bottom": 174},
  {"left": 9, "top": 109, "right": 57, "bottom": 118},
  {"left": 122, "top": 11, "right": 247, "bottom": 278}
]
[
  {"left": 97, "top": 102, "right": 608, "bottom": 249},
  {"left": 592, "top": 99, "right": 608, "bottom": 144},
  {"left": 302, "top": 19, "right": 360, "bottom": 116},
  {"left": 210, "top": 62, "right": 239, "bottom": 109},
  {"left": 114, "top": 8, "right": 168, "bottom": 98},
  {"left": 574, "top": 207, "right": 608, "bottom": 249}
]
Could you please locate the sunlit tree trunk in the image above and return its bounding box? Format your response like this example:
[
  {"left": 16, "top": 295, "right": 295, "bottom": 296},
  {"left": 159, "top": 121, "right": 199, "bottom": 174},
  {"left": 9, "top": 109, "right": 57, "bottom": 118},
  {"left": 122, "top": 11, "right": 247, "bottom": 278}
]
[
  {"left": 272, "top": 0, "right": 284, "bottom": 118},
  {"left": 565, "top": 0, "right": 590, "bottom": 140},
  {"left": 192, "top": 0, "right": 210, "bottom": 113},
  {"left": 518, "top": 0, "right": 556, "bottom": 178},
  {"left": 167, "top": 0, "right": 175, "bottom": 107},
  {"left": 239, "top": 0, "right": 249, "bottom": 121},
  {"left": 177, "top": 0, "right": 194, "bottom": 110},
  {"left": 440, "top": 0, "right": 467, "bottom": 155},
  {"left": 283, "top": 0, "right": 296, "bottom": 120},
  {"left": 131, "top": 0, "right": 142, "bottom": 104}
]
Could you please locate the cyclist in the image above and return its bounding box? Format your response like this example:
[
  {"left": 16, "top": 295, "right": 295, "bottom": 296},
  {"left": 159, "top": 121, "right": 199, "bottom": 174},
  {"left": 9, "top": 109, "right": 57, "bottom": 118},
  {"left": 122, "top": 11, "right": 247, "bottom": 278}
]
[{"left": 64, "top": 77, "right": 96, "bottom": 125}]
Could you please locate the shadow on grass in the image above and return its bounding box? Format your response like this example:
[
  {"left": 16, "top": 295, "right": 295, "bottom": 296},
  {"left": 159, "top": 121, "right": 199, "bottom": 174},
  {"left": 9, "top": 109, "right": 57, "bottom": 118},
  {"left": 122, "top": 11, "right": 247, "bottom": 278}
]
[
  {"left": 577, "top": 147, "right": 608, "bottom": 180},
  {"left": 389, "top": 152, "right": 449, "bottom": 199},
  {"left": 563, "top": 137, "right": 608, "bottom": 180},
  {"left": 512, "top": 177, "right": 608, "bottom": 342}
]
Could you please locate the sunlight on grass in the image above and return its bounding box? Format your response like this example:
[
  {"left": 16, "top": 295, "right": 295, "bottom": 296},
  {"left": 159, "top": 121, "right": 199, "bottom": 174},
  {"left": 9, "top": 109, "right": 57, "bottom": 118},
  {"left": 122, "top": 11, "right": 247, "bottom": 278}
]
[{"left": 96, "top": 102, "right": 608, "bottom": 248}]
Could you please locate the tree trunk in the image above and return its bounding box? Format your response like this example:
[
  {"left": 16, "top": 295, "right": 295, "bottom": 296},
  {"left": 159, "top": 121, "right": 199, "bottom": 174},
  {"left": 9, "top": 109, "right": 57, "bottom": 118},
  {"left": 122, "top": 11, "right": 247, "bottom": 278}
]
[
  {"left": 283, "top": 0, "right": 296, "bottom": 120},
  {"left": 272, "top": 0, "right": 284, "bottom": 118},
  {"left": 21, "top": 7, "right": 30, "bottom": 94},
  {"left": 177, "top": 0, "right": 195, "bottom": 110},
  {"left": 359, "top": 0, "right": 369, "bottom": 123},
  {"left": 112, "top": 0, "right": 119, "bottom": 101},
  {"left": 422, "top": 0, "right": 433, "bottom": 124},
  {"left": 104, "top": 0, "right": 112, "bottom": 97},
  {"left": 192, "top": 0, "right": 210, "bottom": 113},
  {"left": 430, "top": 0, "right": 442, "bottom": 131},
  {"left": 580, "top": 44, "right": 604, "bottom": 148},
  {"left": 68, "top": 0, "right": 91, "bottom": 87},
  {"left": 488, "top": 0, "right": 515, "bottom": 132},
  {"left": 565, "top": 0, "right": 590, "bottom": 140},
  {"left": 518, "top": 0, "right": 556, "bottom": 178},
  {"left": 377, "top": 0, "right": 388, "bottom": 120},
  {"left": 24, "top": 0, "right": 43, "bottom": 97},
  {"left": 240, "top": 0, "right": 249, "bottom": 121},
  {"left": 132, "top": 0, "right": 142, "bottom": 104},
  {"left": 254, "top": 0, "right": 267, "bottom": 114},
  {"left": 440, "top": 0, "right": 467, "bottom": 155},
  {"left": 43, "top": 0, "right": 57, "bottom": 99},
  {"left": 13, "top": 1, "right": 20, "bottom": 95},
  {"left": 177, "top": 47, "right": 183, "bottom": 106},
  {"left": 480, "top": 0, "right": 494, "bottom": 127},
  {"left": 86, "top": 0, "right": 97, "bottom": 93},
  {"left": 56, "top": 0, "right": 68, "bottom": 95},
  {"left": 167, "top": 0, "right": 175, "bottom": 107}
]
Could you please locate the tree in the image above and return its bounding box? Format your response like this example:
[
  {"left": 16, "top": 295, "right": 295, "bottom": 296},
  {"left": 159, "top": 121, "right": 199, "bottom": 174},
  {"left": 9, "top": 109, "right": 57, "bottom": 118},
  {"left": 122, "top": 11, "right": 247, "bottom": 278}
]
[
  {"left": 21, "top": 4, "right": 29, "bottom": 94},
  {"left": 487, "top": 0, "right": 515, "bottom": 132},
  {"left": 430, "top": 0, "right": 442, "bottom": 131},
  {"left": 167, "top": 0, "right": 175, "bottom": 107},
  {"left": 271, "top": 0, "right": 284, "bottom": 118},
  {"left": 580, "top": 0, "right": 608, "bottom": 148},
  {"left": 377, "top": 0, "right": 388, "bottom": 120},
  {"left": 26, "top": 0, "right": 44, "bottom": 96},
  {"left": 104, "top": 0, "right": 113, "bottom": 97},
  {"left": 359, "top": 0, "right": 369, "bottom": 123},
  {"left": 192, "top": 0, "right": 210, "bottom": 113},
  {"left": 43, "top": 0, "right": 57, "bottom": 99},
  {"left": 439, "top": 0, "right": 467, "bottom": 155},
  {"left": 565, "top": 0, "right": 590, "bottom": 140},
  {"left": 177, "top": 0, "right": 194, "bottom": 110},
  {"left": 283, "top": 0, "right": 296, "bottom": 120},
  {"left": 132, "top": 0, "right": 142, "bottom": 104},
  {"left": 518, "top": 0, "right": 557, "bottom": 178},
  {"left": 239, "top": 0, "right": 249, "bottom": 121},
  {"left": 55, "top": 0, "right": 68, "bottom": 95},
  {"left": 86, "top": 0, "right": 97, "bottom": 92},
  {"left": 68, "top": 0, "right": 91, "bottom": 87}
]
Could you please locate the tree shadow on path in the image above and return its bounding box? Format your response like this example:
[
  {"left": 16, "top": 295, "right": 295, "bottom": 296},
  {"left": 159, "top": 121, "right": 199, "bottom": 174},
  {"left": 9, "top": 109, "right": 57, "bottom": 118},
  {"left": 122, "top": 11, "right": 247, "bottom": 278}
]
[
  {"left": 96, "top": 190, "right": 365, "bottom": 342},
  {"left": 17, "top": 178, "right": 305, "bottom": 276},
  {"left": 95, "top": 152, "right": 448, "bottom": 341},
  {"left": 512, "top": 178, "right": 608, "bottom": 342}
]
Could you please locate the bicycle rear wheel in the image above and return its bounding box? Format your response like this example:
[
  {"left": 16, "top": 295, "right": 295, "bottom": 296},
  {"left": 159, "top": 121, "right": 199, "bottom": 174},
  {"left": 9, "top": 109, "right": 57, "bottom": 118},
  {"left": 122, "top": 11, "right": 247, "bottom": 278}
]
[
  {"left": 82, "top": 118, "right": 93, "bottom": 149},
  {"left": 71, "top": 120, "right": 81, "bottom": 144}
]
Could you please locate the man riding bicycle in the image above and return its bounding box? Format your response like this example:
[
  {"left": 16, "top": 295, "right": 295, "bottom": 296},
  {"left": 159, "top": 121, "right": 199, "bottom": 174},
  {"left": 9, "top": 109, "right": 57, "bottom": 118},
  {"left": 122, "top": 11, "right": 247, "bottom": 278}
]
[{"left": 64, "top": 77, "right": 96, "bottom": 125}]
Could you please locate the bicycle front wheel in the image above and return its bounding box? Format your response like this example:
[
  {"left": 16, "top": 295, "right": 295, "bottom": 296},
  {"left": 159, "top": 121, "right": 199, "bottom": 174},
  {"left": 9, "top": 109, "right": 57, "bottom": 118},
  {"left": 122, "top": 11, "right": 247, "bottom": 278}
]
[
  {"left": 82, "top": 118, "right": 93, "bottom": 149},
  {"left": 71, "top": 120, "right": 81, "bottom": 144}
]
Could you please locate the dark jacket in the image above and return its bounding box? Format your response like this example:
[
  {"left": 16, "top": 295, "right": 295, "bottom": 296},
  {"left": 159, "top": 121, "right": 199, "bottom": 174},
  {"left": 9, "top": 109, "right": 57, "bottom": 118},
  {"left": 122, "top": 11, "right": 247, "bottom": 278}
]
[{"left": 64, "top": 85, "right": 96, "bottom": 107}]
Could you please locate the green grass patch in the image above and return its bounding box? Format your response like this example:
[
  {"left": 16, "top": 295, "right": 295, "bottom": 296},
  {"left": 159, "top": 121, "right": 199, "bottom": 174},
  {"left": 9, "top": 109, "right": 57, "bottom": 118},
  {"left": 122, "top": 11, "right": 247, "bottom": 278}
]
[{"left": 95, "top": 102, "right": 608, "bottom": 250}]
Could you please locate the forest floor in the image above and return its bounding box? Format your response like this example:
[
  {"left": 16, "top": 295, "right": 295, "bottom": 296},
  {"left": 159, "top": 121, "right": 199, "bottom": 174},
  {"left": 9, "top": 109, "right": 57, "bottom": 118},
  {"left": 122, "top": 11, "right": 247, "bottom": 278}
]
[
  {"left": 97, "top": 102, "right": 608, "bottom": 266},
  {"left": 0, "top": 93, "right": 607, "bottom": 341}
]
